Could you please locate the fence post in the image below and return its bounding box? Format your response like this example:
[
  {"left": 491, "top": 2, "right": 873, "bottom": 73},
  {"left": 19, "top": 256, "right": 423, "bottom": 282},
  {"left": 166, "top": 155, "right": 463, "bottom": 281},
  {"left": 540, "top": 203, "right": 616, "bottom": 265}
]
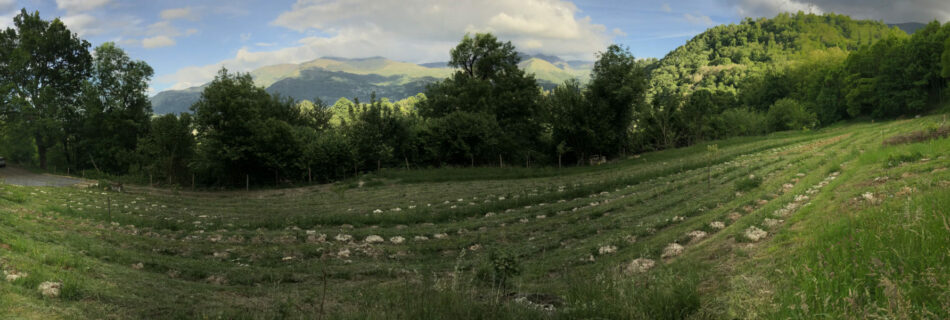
[
  {"left": 309, "top": 167, "right": 312, "bottom": 183},
  {"left": 107, "top": 196, "right": 111, "bottom": 222},
  {"left": 192, "top": 174, "right": 195, "bottom": 190},
  {"left": 246, "top": 174, "right": 249, "bottom": 191}
]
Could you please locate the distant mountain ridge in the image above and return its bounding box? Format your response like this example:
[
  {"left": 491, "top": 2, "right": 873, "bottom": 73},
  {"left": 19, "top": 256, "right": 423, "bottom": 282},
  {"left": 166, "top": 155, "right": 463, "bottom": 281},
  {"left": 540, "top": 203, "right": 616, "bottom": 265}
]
[
  {"left": 150, "top": 54, "right": 592, "bottom": 115},
  {"left": 888, "top": 22, "right": 927, "bottom": 34}
]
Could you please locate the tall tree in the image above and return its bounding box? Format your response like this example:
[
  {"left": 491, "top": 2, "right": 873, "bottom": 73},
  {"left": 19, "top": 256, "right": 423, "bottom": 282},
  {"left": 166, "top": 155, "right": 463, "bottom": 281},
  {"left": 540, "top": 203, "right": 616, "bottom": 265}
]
[
  {"left": 191, "top": 68, "right": 302, "bottom": 185},
  {"left": 587, "top": 44, "right": 647, "bottom": 155},
  {"left": 0, "top": 10, "right": 92, "bottom": 169},
  {"left": 75, "top": 42, "right": 154, "bottom": 173},
  {"left": 419, "top": 33, "right": 542, "bottom": 164}
]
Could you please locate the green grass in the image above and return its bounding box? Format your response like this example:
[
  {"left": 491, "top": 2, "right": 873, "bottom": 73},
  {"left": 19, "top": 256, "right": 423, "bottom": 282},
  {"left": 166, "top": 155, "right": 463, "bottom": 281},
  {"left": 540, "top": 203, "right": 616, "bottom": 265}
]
[{"left": 1, "top": 115, "right": 948, "bottom": 319}]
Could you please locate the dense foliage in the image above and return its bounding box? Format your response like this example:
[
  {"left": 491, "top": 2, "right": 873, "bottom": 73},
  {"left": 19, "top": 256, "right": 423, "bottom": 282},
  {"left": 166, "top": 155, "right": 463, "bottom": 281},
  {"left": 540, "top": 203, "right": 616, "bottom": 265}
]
[{"left": 2, "top": 11, "right": 950, "bottom": 188}]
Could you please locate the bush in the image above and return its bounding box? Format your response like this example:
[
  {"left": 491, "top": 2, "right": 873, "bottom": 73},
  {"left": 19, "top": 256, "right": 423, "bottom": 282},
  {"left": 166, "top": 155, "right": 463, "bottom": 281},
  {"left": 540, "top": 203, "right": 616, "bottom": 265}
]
[
  {"left": 476, "top": 249, "right": 521, "bottom": 289},
  {"left": 884, "top": 151, "right": 923, "bottom": 168},
  {"left": 715, "top": 108, "right": 767, "bottom": 137},
  {"left": 767, "top": 98, "right": 817, "bottom": 131},
  {"left": 735, "top": 174, "right": 764, "bottom": 191}
]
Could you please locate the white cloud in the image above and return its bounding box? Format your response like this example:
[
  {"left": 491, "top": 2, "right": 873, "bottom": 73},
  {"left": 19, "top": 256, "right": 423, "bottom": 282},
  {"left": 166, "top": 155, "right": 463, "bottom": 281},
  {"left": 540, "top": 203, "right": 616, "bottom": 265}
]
[
  {"left": 143, "top": 35, "right": 175, "bottom": 48},
  {"left": 612, "top": 28, "right": 627, "bottom": 36},
  {"left": 683, "top": 13, "right": 714, "bottom": 26},
  {"left": 61, "top": 14, "right": 103, "bottom": 36},
  {"left": 155, "top": 0, "right": 613, "bottom": 91},
  {"left": 56, "top": 0, "right": 111, "bottom": 13},
  {"left": 722, "top": 0, "right": 823, "bottom": 18},
  {"left": 660, "top": 3, "right": 672, "bottom": 13},
  {"left": 255, "top": 42, "right": 277, "bottom": 47},
  {"left": 0, "top": 0, "right": 16, "bottom": 13},
  {"left": 160, "top": 7, "right": 197, "bottom": 21}
]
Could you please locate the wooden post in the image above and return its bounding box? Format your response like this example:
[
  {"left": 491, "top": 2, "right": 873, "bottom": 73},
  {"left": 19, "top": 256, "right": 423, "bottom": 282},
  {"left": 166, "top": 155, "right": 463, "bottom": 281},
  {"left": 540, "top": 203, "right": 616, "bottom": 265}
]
[
  {"left": 309, "top": 167, "right": 312, "bottom": 183},
  {"left": 377, "top": 160, "right": 381, "bottom": 172},
  {"left": 558, "top": 154, "right": 562, "bottom": 169},
  {"left": 499, "top": 155, "right": 503, "bottom": 168},
  {"left": 246, "top": 174, "right": 249, "bottom": 191},
  {"left": 107, "top": 196, "right": 111, "bottom": 222},
  {"left": 275, "top": 169, "right": 279, "bottom": 187},
  {"left": 405, "top": 157, "right": 409, "bottom": 170},
  {"left": 149, "top": 174, "right": 153, "bottom": 186},
  {"left": 192, "top": 174, "right": 195, "bottom": 190}
]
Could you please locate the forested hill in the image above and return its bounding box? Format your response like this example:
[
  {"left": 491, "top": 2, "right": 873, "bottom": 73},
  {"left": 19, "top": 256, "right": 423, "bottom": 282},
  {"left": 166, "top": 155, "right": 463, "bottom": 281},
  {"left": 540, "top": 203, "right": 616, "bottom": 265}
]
[{"left": 648, "top": 12, "right": 906, "bottom": 96}]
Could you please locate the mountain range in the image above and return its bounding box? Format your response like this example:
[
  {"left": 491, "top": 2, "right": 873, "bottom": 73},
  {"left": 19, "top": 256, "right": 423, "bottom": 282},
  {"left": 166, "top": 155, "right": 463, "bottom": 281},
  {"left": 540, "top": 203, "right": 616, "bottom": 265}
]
[{"left": 150, "top": 54, "right": 593, "bottom": 114}]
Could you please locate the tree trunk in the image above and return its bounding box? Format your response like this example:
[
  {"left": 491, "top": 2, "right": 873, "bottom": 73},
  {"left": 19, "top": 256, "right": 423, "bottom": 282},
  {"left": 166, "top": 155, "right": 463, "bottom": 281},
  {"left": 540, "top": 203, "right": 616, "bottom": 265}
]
[
  {"left": 558, "top": 154, "right": 562, "bottom": 169},
  {"left": 37, "top": 143, "right": 48, "bottom": 169}
]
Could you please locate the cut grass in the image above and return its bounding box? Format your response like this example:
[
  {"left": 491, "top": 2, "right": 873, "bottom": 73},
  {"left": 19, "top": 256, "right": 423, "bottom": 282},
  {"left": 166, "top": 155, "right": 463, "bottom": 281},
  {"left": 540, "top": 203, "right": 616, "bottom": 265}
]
[{"left": 0, "top": 115, "right": 948, "bottom": 319}]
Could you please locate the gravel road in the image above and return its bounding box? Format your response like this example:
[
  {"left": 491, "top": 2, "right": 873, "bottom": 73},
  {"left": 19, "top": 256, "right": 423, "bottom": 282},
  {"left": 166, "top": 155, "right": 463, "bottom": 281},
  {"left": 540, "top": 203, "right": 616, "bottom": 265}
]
[{"left": 0, "top": 165, "right": 85, "bottom": 187}]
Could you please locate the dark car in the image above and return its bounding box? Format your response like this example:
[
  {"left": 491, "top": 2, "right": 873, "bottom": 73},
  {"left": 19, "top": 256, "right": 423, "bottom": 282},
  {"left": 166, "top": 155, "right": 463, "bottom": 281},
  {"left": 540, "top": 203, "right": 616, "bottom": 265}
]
[{"left": 0, "top": 156, "right": 5, "bottom": 168}]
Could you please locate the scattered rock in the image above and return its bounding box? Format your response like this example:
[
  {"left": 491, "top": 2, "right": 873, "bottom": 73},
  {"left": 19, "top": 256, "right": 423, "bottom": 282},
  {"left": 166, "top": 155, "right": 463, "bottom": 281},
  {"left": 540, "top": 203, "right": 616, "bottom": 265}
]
[
  {"left": 433, "top": 233, "right": 448, "bottom": 239},
  {"left": 624, "top": 258, "right": 656, "bottom": 274},
  {"left": 213, "top": 251, "right": 229, "bottom": 259},
  {"left": 469, "top": 244, "right": 482, "bottom": 251},
  {"left": 413, "top": 235, "right": 429, "bottom": 241},
  {"left": 337, "top": 248, "right": 351, "bottom": 258},
  {"left": 661, "top": 243, "right": 684, "bottom": 258},
  {"left": 728, "top": 212, "right": 742, "bottom": 221},
  {"left": 38, "top": 281, "right": 62, "bottom": 298},
  {"left": 744, "top": 226, "right": 768, "bottom": 242},
  {"left": 334, "top": 234, "right": 352, "bottom": 242},
  {"left": 205, "top": 275, "right": 227, "bottom": 285},
  {"left": 364, "top": 235, "right": 384, "bottom": 243},
  {"left": 389, "top": 236, "right": 405, "bottom": 244},
  {"left": 4, "top": 271, "right": 27, "bottom": 282},
  {"left": 598, "top": 245, "right": 617, "bottom": 255},
  {"left": 131, "top": 262, "right": 144, "bottom": 270},
  {"left": 307, "top": 233, "right": 327, "bottom": 243},
  {"left": 763, "top": 218, "right": 783, "bottom": 228},
  {"left": 672, "top": 216, "right": 685, "bottom": 222},
  {"left": 282, "top": 256, "right": 295, "bottom": 261},
  {"left": 686, "top": 230, "right": 707, "bottom": 242},
  {"left": 709, "top": 221, "right": 726, "bottom": 230}
]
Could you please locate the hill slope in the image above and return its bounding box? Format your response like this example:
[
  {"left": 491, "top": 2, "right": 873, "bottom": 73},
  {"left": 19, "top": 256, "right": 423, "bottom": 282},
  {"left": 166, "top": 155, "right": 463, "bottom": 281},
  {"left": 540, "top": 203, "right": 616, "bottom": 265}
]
[
  {"left": 2, "top": 115, "right": 947, "bottom": 318},
  {"left": 649, "top": 12, "right": 905, "bottom": 96}
]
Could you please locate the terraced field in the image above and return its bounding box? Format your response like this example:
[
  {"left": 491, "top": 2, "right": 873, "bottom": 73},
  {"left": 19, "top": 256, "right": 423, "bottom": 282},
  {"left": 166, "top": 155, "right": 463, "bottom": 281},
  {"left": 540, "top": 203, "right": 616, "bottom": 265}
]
[{"left": 2, "top": 116, "right": 949, "bottom": 319}]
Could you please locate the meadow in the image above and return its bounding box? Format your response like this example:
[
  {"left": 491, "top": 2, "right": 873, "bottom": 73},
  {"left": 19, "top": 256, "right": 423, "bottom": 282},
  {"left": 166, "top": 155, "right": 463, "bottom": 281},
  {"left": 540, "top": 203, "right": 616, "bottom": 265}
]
[{"left": 1, "top": 116, "right": 948, "bottom": 319}]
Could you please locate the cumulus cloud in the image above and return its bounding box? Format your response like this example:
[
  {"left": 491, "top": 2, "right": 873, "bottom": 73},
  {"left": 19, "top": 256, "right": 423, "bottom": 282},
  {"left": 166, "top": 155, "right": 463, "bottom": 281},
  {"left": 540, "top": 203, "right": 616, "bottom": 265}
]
[
  {"left": 272, "top": 0, "right": 609, "bottom": 59},
  {"left": 160, "top": 7, "right": 197, "bottom": 21},
  {"left": 722, "top": 0, "right": 950, "bottom": 22},
  {"left": 661, "top": 3, "right": 672, "bottom": 13},
  {"left": 56, "top": 0, "right": 111, "bottom": 13},
  {"left": 61, "top": 14, "right": 104, "bottom": 36},
  {"left": 142, "top": 35, "right": 175, "bottom": 48},
  {"left": 156, "top": 0, "right": 612, "bottom": 90}
]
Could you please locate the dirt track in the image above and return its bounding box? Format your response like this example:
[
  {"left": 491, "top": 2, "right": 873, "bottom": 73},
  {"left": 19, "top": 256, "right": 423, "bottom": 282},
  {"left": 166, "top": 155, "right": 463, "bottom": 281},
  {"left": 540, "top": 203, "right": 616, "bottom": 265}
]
[{"left": 0, "top": 165, "right": 86, "bottom": 187}]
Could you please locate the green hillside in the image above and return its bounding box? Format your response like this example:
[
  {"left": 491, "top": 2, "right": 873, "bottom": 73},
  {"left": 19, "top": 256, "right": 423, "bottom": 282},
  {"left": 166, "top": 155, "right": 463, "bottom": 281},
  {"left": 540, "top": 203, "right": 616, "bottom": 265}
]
[
  {"left": 648, "top": 12, "right": 906, "bottom": 96},
  {"left": 2, "top": 115, "right": 948, "bottom": 318}
]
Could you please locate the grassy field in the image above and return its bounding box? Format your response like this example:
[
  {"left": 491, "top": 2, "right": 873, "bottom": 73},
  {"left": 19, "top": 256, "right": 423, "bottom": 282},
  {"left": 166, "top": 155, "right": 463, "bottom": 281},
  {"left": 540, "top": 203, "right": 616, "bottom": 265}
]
[{"left": 1, "top": 116, "right": 948, "bottom": 319}]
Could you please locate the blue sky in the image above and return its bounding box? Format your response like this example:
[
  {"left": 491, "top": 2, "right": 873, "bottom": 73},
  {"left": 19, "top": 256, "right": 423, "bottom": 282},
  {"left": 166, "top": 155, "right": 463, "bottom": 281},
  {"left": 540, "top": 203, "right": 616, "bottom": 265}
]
[{"left": 1, "top": 0, "right": 947, "bottom": 94}]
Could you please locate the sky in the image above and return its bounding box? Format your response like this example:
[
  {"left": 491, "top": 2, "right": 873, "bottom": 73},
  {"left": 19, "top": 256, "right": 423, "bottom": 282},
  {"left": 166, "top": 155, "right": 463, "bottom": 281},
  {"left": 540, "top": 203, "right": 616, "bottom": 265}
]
[{"left": 1, "top": 0, "right": 948, "bottom": 95}]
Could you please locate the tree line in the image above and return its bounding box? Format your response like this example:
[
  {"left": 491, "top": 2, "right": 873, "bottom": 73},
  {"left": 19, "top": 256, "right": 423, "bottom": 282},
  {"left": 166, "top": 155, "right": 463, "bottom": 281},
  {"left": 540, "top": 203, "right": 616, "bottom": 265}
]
[{"left": 2, "top": 10, "right": 950, "bottom": 188}]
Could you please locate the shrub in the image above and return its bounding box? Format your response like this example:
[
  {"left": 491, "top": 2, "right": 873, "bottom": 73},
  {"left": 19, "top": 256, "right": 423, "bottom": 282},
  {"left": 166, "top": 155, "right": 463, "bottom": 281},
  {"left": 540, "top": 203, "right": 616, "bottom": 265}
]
[
  {"left": 476, "top": 249, "right": 521, "bottom": 289},
  {"left": 767, "top": 98, "right": 817, "bottom": 131},
  {"left": 715, "top": 108, "right": 767, "bottom": 137},
  {"left": 884, "top": 151, "right": 923, "bottom": 168},
  {"left": 735, "top": 174, "right": 764, "bottom": 191}
]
